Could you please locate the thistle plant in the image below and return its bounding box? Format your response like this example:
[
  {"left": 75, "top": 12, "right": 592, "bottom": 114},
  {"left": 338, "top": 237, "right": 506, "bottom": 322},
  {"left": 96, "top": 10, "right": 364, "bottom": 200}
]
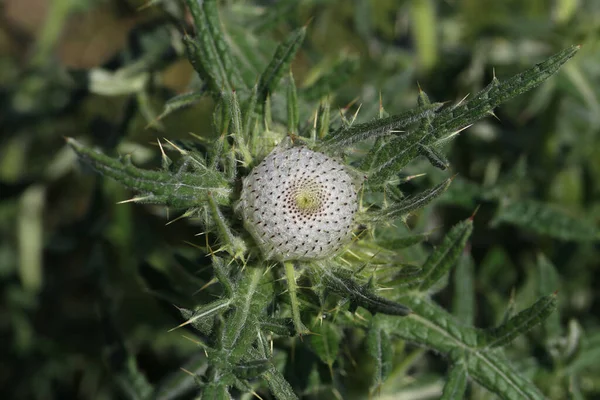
[{"left": 65, "top": 1, "right": 582, "bottom": 399}]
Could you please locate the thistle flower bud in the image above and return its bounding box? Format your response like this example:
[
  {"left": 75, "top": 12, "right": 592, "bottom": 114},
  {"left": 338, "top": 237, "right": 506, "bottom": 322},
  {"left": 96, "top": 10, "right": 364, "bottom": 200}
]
[{"left": 240, "top": 147, "right": 358, "bottom": 261}]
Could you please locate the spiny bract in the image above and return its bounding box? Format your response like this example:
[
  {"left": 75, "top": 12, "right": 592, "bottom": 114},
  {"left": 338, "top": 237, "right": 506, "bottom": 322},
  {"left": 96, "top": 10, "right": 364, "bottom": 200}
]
[{"left": 239, "top": 146, "right": 358, "bottom": 261}]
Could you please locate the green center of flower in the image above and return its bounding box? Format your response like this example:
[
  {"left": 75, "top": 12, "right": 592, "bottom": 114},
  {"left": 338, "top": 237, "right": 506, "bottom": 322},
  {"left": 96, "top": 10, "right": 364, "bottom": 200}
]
[{"left": 294, "top": 190, "right": 321, "bottom": 212}]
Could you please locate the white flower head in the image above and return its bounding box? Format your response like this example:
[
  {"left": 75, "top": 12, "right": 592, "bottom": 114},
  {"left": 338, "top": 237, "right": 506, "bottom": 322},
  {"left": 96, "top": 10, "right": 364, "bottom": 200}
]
[{"left": 240, "top": 146, "right": 359, "bottom": 261}]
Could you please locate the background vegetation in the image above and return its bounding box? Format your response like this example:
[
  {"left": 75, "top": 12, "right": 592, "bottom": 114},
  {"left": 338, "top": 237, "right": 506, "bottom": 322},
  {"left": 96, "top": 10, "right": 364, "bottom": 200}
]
[{"left": 1, "top": 0, "right": 599, "bottom": 399}]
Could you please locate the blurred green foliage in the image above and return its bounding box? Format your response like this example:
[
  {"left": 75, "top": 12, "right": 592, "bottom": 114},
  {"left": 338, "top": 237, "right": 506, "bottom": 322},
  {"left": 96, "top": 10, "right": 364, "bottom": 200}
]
[{"left": 1, "top": 0, "right": 599, "bottom": 399}]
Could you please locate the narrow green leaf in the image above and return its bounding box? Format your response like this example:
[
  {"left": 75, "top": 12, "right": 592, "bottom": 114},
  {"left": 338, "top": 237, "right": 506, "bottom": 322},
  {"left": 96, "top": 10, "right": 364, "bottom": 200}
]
[
  {"left": 200, "top": 384, "right": 232, "bottom": 400},
  {"left": 209, "top": 132, "right": 227, "bottom": 173},
  {"left": 366, "top": 317, "right": 393, "bottom": 390},
  {"left": 371, "top": 177, "right": 453, "bottom": 222},
  {"left": 431, "top": 45, "right": 580, "bottom": 140},
  {"left": 418, "top": 218, "right": 473, "bottom": 291},
  {"left": 243, "top": 84, "right": 259, "bottom": 138},
  {"left": 308, "top": 321, "right": 341, "bottom": 368},
  {"left": 440, "top": 362, "right": 468, "bottom": 400},
  {"left": 536, "top": 254, "right": 561, "bottom": 338},
  {"left": 452, "top": 251, "right": 475, "bottom": 325},
  {"left": 185, "top": 0, "right": 243, "bottom": 94},
  {"left": 316, "top": 99, "right": 331, "bottom": 139},
  {"left": 492, "top": 199, "right": 599, "bottom": 241},
  {"left": 359, "top": 135, "right": 387, "bottom": 172},
  {"left": 174, "top": 298, "right": 231, "bottom": 333},
  {"left": 418, "top": 143, "right": 449, "bottom": 170},
  {"left": 377, "top": 232, "right": 430, "bottom": 250},
  {"left": 257, "top": 26, "right": 306, "bottom": 103},
  {"left": 320, "top": 266, "right": 411, "bottom": 316},
  {"left": 224, "top": 89, "right": 253, "bottom": 165},
  {"left": 480, "top": 294, "right": 557, "bottom": 348},
  {"left": 246, "top": 341, "right": 298, "bottom": 400},
  {"left": 287, "top": 71, "right": 299, "bottom": 134},
  {"left": 380, "top": 297, "right": 546, "bottom": 400},
  {"left": 215, "top": 91, "right": 232, "bottom": 136},
  {"left": 233, "top": 359, "right": 270, "bottom": 379},
  {"left": 229, "top": 90, "right": 243, "bottom": 138},
  {"left": 155, "top": 91, "right": 204, "bottom": 122},
  {"left": 465, "top": 350, "right": 545, "bottom": 400},
  {"left": 258, "top": 359, "right": 298, "bottom": 400},
  {"left": 386, "top": 265, "right": 423, "bottom": 286},
  {"left": 418, "top": 86, "right": 432, "bottom": 106},
  {"left": 261, "top": 318, "right": 295, "bottom": 336},
  {"left": 222, "top": 267, "right": 263, "bottom": 351},
  {"left": 367, "top": 127, "right": 434, "bottom": 185},
  {"left": 319, "top": 102, "right": 442, "bottom": 151},
  {"left": 229, "top": 278, "right": 274, "bottom": 362},
  {"left": 284, "top": 261, "right": 309, "bottom": 335},
  {"left": 207, "top": 193, "right": 246, "bottom": 259},
  {"left": 368, "top": 46, "right": 579, "bottom": 186},
  {"left": 68, "top": 138, "right": 231, "bottom": 207},
  {"left": 212, "top": 256, "right": 234, "bottom": 297},
  {"left": 221, "top": 25, "right": 270, "bottom": 87}
]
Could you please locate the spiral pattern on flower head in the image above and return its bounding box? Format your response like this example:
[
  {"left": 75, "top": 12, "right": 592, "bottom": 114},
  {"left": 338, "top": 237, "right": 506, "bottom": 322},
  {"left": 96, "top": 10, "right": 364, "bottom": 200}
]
[{"left": 240, "top": 146, "right": 358, "bottom": 261}]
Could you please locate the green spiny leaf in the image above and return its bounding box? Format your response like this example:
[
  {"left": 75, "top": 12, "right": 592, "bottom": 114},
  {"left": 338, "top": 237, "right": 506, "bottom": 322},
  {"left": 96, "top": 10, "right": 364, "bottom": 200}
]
[
  {"left": 284, "top": 262, "right": 309, "bottom": 335},
  {"left": 224, "top": 90, "right": 252, "bottom": 165},
  {"left": 68, "top": 138, "right": 231, "bottom": 208},
  {"left": 261, "top": 318, "right": 295, "bottom": 337},
  {"left": 200, "top": 383, "right": 232, "bottom": 400},
  {"left": 308, "top": 320, "right": 341, "bottom": 368},
  {"left": 366, "top": 128, "right": 433, "bottom": 185},
  {"left": 366, "top": 316, "right": 394, "bottom": 391},
  {"left": 233, "top": 359, "right": 270, "bottom": 380},
  {"left": 185, "top": 0, "right": 243, "bottom": 94},
  {"left": 253, "top": 355, "right": 298, "bottom": 400},
  {"left": 465, "top": 350, "right": 545, "bottom": 400},
  {"left": 431, "top": 45, "right": 580, "bottom": 140},
  {"left": 452, "top": 251, "right": 475, "bottom": 325},
  {"left": 368, "top": 46, "right": 579, "bottom": 186},
  {"left": 440, "top": 362, "right": 468, "bottom": 400},
  {"left": 243, "top": 83, "right": 259, "bottom": 138},
  {"left": 316, "top": 99, "right": 331, "bottom": 139},
  {"left": 212, "top": 256, "right": 234, "bottom": 297},
  {"left": 229, "top": 280, "right": 274, "bottom": 362},
  {"left": 536, "top": 254, "right": 561, "bottom": 338},
  {"left": 287, "top": 71, "right": 299, "bottom": 134},
  {"left": 370, "top": 177, "right": 453, "bottom": 222},
  {"left": 155, "top": 91, "right": 204, "bottom": 123},
  {"left": 246, "top": 343, "right": 298, "bottom": 400},
  {"left": 418, "top": 218, "right": 473, "bottom": 291},
  {"left": 207, "top": 193, "right": 246, "bottom": 259},
  {"left": 381, "top": 297, "right": 546, "bottom": 399},
  {"left": 229, "top": 90, "right": 243, "bottom": 139},
  {"left": 376, "top": 232, "right": 430, "bottom": 250},
  {"left": 418, "top": 143, "right": 450, "bottom": 170},
  {"left": 257, "top": 26, "right": 306, "bottom": 103},
  {"left": 222, "top": 267, "right": 263, "bottom": 352},
  {"left": 319, "top": 266, "right": 411, "bottom": 316},
  {"left": 319, "top": 102, "right": 443, "bottom": 151},
  {"left": 174, "top": 298, "right": 231, "bottom": 333},
  {"left": 480, "top": 293, "right": 557, "bottom": 348}
]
